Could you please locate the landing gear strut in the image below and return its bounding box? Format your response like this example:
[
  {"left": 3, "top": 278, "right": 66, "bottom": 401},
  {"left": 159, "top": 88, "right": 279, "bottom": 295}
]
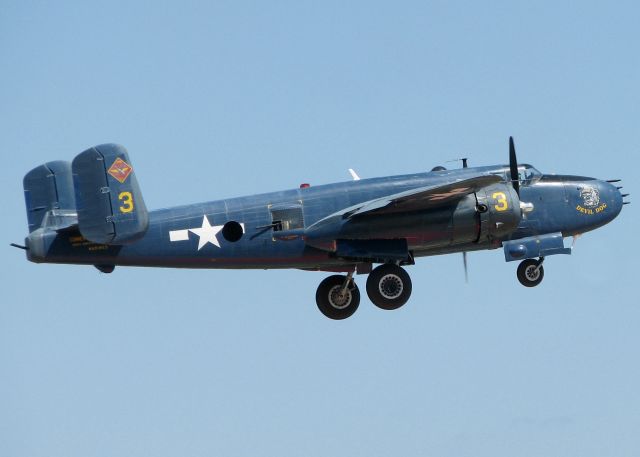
[
  {"left": 315, "top": 272, "right": 360, "bottom": 320},
  {"left": 366, "top": 264, "right": 412, "bottom": 310},
  {"left": 517, "top": 257, "right": 545, "bottom": 287}
]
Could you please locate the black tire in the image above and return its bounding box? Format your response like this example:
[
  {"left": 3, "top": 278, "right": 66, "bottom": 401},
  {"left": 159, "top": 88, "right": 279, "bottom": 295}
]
[
  {"left": 315, "top": 275, "right": 360, "bottom": 320},
  {"left": 517, "top": 259, "right": 544, "bottom": 287},
  {"left": 366, "top": 264, "right": 412, "bottom": 310}
]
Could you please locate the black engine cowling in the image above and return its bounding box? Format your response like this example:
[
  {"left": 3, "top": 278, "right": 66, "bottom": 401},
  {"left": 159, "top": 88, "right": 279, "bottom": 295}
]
[
  {"left": 450, "top": 183, "right": 521, "bottom": 246},
  {"left": 305, "top": 183, "right": 522, "bottom": 256},
  {"left": 475, "top": 183, "right": 521, "bottom": 241}
]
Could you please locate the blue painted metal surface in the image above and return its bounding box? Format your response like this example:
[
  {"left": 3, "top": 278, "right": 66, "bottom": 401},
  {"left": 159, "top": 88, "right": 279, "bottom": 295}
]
[
  {"left": 73, "top": 144, "right": 148, "bottom": 245},
  {"left": 23, "top": 160, "right": 76, "bottom": 232},
  {"left": 21, "top": 145, "right": 625, "bottom": 274},
  {"left": 503, "top": 232, "right": 571, "bottom": 261}
]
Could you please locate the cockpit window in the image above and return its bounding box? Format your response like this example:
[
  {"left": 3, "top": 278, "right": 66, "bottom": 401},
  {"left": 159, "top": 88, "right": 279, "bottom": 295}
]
[
  {"left": 517, "top": 164, "right": 542, "bottom": 186},
  {"left": 493, "top": 164, "right": 542, "bottom": 186}
]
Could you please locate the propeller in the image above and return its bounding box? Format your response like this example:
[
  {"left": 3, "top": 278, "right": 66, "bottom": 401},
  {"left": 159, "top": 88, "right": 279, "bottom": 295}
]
[
  {"left": 461, "top": 158, "right": 469, "bottom": 281},
  {"left": 460, "top": 157, "right": 469, "bottom": 284},
  {"left": 509, "top": 136, "right": 520, "bottom": 196},
  {"left": 463, "top": 251, "right": 468, "bottom": 283},
  {"left": 464, "top": 137, "right": 521, "bottom": 283},
  {"left": 571, "top": 234, "right": 582, "bottom": 248}
]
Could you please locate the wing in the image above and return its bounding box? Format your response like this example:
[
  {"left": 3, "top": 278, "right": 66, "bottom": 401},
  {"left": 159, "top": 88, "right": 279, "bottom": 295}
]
[
  {"left": 304, "top": 174, "right": 505, "bottom": 255},
  {"left": 339, "top": 174, "right": 503, "bottom": 219}
]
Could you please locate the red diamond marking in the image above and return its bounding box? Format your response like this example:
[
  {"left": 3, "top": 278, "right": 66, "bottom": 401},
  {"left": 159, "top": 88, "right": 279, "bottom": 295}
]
[{"left": 107, "top": 157, "right": 133, "bottom": 183}]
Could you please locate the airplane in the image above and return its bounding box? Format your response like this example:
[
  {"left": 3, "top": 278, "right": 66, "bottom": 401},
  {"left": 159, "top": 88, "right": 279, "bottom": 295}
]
[{"left": 14, "top": 138, "right": 628, "bottom": 319}]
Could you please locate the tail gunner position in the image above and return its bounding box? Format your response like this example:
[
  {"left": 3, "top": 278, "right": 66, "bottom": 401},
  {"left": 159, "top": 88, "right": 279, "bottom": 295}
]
[{"left": 15, "top": 138, "right": 627, "bottom": 319}]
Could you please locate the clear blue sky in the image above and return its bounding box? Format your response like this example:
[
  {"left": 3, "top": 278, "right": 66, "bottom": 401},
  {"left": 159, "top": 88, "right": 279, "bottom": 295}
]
[{"left": 1, "top": 1, "right": 638, "bottom": 456}]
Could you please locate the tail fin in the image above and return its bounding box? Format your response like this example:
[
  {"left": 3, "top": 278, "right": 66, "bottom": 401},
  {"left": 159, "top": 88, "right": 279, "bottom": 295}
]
[
  {"left": 72, "top": 144, "right": 148, "bottom": 244},
  {"left": 22, "top": 144, "right": 149, "bottom": 245},
  {"left": 23, "top": 160, "right": 77, "bottom": 232}
]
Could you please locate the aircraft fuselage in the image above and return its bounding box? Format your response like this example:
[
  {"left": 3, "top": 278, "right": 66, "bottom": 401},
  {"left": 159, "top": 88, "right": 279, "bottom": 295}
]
[{"left": 25, "top": 164, "right": 622, "bottom": 272}]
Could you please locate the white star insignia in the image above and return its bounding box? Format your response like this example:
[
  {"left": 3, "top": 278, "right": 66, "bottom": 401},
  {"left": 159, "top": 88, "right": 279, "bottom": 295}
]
[{"left": 188, "top": 216, "right": 223, "bottom": 250}]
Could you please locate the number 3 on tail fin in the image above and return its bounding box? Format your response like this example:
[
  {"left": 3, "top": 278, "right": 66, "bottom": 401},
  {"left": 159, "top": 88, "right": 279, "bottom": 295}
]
[{"left": 119, "top": 191, "right": 134, "bottom": 213}]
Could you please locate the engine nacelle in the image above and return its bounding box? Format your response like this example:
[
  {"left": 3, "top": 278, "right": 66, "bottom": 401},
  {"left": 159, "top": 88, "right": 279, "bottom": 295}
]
[
  {"left": 475, "top": 183, "right": 522, "bottom": 241},
  {"left": 305, "top": 183, "right": 523, "bottom": 258}
]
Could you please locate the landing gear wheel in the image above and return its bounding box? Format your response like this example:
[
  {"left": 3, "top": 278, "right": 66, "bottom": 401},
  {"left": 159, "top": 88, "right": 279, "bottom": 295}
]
[
  {"left": 366, "top": 264, "right": 412, "bottom": 310},
  {"left": 517, "top": 259, "right": 544, "bottom": 287},
  {"left": 315, "top": 275, "right": 360, "bottom": 320}
]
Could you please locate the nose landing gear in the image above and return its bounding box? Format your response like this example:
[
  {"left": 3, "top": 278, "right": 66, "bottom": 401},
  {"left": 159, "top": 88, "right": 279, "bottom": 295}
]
[{"left": 517, "top": 257, "right": 545, "bottom": 287}]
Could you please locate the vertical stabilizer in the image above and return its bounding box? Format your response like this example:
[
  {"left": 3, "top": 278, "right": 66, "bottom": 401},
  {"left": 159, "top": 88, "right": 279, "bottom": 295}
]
[
  {"left": 72, "top": 144, "right": 148, "bottom": 245},
  {"left": 23, "top": 161, "right": 76, "bottom": 232}
]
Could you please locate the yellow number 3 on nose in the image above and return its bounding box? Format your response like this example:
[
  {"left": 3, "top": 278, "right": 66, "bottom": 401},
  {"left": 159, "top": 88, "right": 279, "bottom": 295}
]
[{"left": 492, "top": 191, "right": 508, "bottom": 211}]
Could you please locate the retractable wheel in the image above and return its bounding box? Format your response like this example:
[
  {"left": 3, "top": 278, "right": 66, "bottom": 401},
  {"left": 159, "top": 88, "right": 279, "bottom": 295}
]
[
  {"left": 366, "top": 264, "right": 412, "bottom": 310},
  {"left": 315, "top": 275, "right": 360, "bottom": 320},
  {"left": 517, "top": 259, "right": 544, "bottom": 287}
]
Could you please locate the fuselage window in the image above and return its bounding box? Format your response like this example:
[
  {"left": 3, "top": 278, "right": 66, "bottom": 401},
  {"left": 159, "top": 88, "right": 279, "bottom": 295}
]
[{"left": 270, "top": 207, "right": 304, "bottom": 231}]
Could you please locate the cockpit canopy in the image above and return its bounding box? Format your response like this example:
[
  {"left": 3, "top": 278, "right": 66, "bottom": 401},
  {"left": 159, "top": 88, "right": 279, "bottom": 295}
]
[
  {"left": 517, "top": 164, "right": 542, "bottom": 185},
  {"left": 495, "top": 163, "right": 542, "bottom": 186}
]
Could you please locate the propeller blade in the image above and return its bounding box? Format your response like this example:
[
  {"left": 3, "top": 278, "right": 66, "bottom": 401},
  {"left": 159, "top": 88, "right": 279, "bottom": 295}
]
[
  {"left": 463, "top": 251, "right": 468, "bottom": 283},
  {"left": 571, "top": 234, "right": 582, "bottom": 248},
  {"left": 509, "top": 136, "right": 520, "bottom": 196}
]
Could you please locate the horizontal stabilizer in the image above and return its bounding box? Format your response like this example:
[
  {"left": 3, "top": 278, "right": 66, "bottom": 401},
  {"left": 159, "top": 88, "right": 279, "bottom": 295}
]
[{"left": 72, "top": 144, "right": 148, "bottom": 244}]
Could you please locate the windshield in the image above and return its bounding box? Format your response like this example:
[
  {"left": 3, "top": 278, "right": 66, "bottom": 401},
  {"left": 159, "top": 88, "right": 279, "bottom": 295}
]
[{"left": 517, "top": 164, "right": 542, "bottom": 185}]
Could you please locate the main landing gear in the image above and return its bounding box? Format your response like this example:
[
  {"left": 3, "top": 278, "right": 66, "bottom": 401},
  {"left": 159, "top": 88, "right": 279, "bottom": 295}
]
[
  {"left": 315, "top": 264, "right": 412, "bottom": 320},
  {"left": 366, "top": 264, "right": 412, "bottom": 310},
  {"left": 315, "top": 272, "right": 360, "bottom": 320},
  {"left": 516, "top": 257, "right": 545, "bottom": 287}
]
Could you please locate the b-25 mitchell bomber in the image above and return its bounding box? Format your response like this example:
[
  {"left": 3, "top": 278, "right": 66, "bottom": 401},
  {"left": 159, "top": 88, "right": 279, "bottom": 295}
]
[{"left": 16, "top": 138, "right": 627, "bottom": 319}]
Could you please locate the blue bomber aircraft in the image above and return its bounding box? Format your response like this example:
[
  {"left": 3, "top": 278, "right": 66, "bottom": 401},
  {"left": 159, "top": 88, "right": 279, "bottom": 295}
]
[{"left": 16, "top": 138, "right": 628, "bottom": 319}]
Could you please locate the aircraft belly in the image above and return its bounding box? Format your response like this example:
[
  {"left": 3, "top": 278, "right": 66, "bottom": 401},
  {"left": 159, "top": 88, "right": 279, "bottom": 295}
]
[{"left": 31, "top": 225, "right": 343, "bottom": 270}]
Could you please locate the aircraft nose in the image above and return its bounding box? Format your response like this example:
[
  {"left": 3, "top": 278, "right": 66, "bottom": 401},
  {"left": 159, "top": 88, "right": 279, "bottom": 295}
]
[
  {"left": 566, "top": 177, "right": 624, "bottom": 232},
  {"left": 600, "top": 181, "right": 629, "bottom": 217},
  {"left": 598, "top": 179, "right": 624, "bottom": 220}
]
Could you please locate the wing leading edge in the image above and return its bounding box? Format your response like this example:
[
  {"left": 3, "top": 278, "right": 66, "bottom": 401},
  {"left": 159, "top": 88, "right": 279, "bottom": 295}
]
[{"left": 333, "top": 174, "right": 502, "bottom": 220}]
